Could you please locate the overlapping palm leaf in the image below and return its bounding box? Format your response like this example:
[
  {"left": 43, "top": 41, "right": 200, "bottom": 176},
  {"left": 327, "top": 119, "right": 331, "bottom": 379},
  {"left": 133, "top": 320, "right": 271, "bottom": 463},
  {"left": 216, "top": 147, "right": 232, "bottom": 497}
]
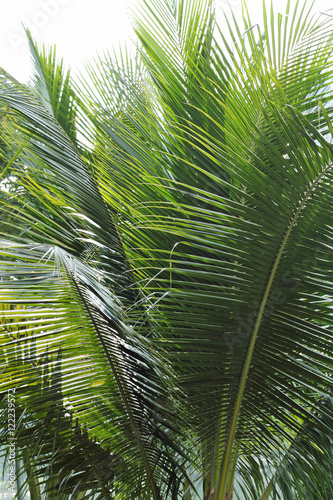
[
  {"left": 0, "top": 44, "right": 190, "bottom": 499},
  {"left": 78, "top": 0, "right": 333, "bottom": 498}
]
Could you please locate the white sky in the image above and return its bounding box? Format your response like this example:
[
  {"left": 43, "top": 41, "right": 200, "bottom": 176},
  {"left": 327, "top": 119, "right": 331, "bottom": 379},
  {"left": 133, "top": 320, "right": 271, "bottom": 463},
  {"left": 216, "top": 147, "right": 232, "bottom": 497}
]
[{"left": 0, "top": 0, "right": 332, "bottom": 84}]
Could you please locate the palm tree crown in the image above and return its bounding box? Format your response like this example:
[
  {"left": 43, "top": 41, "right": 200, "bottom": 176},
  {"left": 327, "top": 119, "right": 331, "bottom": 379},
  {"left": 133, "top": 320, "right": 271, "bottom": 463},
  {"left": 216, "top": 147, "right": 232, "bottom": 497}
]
[{"left": 1, "top": 1, "right": 333, "bottom": 498}]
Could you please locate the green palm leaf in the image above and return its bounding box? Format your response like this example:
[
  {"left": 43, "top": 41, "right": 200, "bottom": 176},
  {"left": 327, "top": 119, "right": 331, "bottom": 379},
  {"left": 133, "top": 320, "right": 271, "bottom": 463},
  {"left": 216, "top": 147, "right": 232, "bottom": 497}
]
[
  {"left": 26, "top": 29, "right": 78, "bottom": 146},
  {"left": 0, "top": 241, "right": 188, "bottom": 498},
  {"left": 0, "top": 43, "right": 191, "bottom": 498},
  {"left": 78, "top": 1, "right": 333, "bottom": 497}
]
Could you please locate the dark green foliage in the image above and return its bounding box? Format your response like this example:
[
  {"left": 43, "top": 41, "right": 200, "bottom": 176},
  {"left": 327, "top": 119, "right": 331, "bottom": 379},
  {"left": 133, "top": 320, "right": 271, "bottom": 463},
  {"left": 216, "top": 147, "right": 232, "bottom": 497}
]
[{"left": 0, "top": 1, "right": 333, "bottom": 499}]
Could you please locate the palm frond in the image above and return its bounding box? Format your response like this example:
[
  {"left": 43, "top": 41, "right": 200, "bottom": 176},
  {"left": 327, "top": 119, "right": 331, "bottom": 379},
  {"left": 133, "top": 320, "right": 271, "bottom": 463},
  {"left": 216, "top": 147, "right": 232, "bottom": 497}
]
[
  {"left": 26, "top": 30, "right": 78, "bottom": 146},
  {"left": 0, "top": 241, "right": 189, "bottom": 498},
  {"left": 79, "top": 1, "right": 333, "bottom": 498}
]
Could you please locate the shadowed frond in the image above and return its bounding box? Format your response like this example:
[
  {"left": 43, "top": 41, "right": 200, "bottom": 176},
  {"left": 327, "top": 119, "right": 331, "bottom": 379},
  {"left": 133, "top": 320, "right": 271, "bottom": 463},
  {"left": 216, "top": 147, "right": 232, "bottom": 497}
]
[{"left": 0, "top": 241, "right": 190, "bottom": 498}]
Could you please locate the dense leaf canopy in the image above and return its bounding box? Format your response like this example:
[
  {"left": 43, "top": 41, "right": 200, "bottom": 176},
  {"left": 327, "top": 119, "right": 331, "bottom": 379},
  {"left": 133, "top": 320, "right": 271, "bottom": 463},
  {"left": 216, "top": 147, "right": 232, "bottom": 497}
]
[{"left": 1, "top": 1, "right": 333, "bottom": 499}]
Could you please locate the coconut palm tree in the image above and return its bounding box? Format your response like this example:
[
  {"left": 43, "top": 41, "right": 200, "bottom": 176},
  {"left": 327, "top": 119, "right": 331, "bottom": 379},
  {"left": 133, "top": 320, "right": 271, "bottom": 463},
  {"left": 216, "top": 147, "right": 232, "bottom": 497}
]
[{"left": 1, "top": 0, "right": 333, "bottom": 498}]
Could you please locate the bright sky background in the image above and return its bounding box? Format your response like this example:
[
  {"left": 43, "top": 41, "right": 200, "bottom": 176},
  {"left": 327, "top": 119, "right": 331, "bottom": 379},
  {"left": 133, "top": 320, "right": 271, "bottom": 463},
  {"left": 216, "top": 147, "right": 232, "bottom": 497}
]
[{"left": 0, "top": 0, "right": 332, "bottom": 84}]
